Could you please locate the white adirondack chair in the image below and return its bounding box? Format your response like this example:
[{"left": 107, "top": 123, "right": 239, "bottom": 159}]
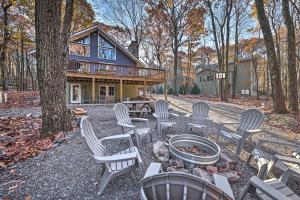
[
  {"left": 113, "top": 103, "right": 152, "bottom": 150},
  {"left": 153, "top": 100, "right": 179, "bottom": 135},
  {"left": 218, "top": 108, "right": 264, "bottom": 155},
  {"left": 248, "top": 139, "right": 300, "bottom": 179},
  {"left": 80, "top": 117, "right": 144, "bottom": 195},
  {"left": 141, "top": 163, "right": 235, "bottom": 200},
  {"left": 186, "top": 101, "right": 212, "bottom": 137},
  {"left": 239, "top": 167, "right": 300, "bottom": 200}
]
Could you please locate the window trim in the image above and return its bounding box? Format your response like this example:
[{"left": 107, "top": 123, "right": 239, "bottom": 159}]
[
  {"left": 108, "top": 86, "right": 115, "bottom": 96},
  {"left": 98, "top": 35, "right": 116, "bottom": 60},
  {"left": 69, "top": 35, "right": 90, "bottom": 57}
]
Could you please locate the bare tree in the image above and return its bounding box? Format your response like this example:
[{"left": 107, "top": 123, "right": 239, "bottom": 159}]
[
  {"left": 205, "top": 0, "right": 233, "bottom": 102},
  {"left": 146, "top": 0, "right": 204, "bottom": 95},
  {"left": 35, "top": 0, "right": 74, "bottom": 136},
  {"left": 255, "top": 0, "right": 288, "bottom": 114},
  {"left": 96, "top": 0, "right": 146, "bottom": 58},
  {"left": 0, "top": 1, "right": 12, "bottom": 91},
  {"left": 282, "top": 0, "right": 298, "bottom": 114}
]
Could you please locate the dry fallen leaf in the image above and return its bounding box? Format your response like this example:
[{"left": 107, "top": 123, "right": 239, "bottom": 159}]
[{"left": 24, "top": 195, "right": 32, "bottom": 200}]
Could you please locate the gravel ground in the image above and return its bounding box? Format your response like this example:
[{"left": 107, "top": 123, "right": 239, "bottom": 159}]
[
  {"left": 0, "top": 107, "right": 41, "bottom": 117},
  {"left": 0, "top": 105, "right": 258, "bottom": 199}
]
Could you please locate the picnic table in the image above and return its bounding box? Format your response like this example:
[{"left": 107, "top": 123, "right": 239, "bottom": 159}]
[{"left": 122, "top": 100, "right": 154, "bottom": 116}]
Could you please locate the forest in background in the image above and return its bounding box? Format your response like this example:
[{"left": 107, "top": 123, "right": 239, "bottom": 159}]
[{"left": 0, "top": 0, "right": 299, "bottom": 122}]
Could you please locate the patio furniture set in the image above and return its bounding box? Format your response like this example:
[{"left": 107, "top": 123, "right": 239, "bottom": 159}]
[{"left": 80, "top": 100, "right": 300, "bottom": 199}]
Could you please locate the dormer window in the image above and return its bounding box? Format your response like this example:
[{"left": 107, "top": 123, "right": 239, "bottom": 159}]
[
  {"left": 69, "top": 36, "right": 90, "bottom": 57},
  {"left": 98, "top": 36, "right": 116, "bottom": 60}
]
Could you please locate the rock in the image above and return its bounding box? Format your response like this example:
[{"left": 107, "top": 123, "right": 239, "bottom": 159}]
[
  {"left": 218, "top": 170, "right": 240, "bottom": 182},
  {"left": 192, "top": 168, "right": 212, "bottom": 183},
  {"left": 167, "top": 166, "right": 189, "bottom": 173},
  {"left": 153, "top": 141, "right": 169, "bottom": 157},
  {"left": 157, "top": 156, "right": 169, "bottom": 162},
  {"left": 169, "top": 159, "right": 184, "bottom": 168},
  {"left": 216, "top": 153, "right": 237, "bottom": 172},
  {"left": 26, "top": 113, "right": 33, "bottom": 117},
  {"left": 206, "top": 165, "right": 218, "bottom": 174}
]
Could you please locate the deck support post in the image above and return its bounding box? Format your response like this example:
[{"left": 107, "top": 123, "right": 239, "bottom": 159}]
[
  {"left": 143, "top": 81, "right": 146, "bottom": 100},
  {"left": 120, "top": 79, "right": 123, "bottom": 102},
  {"left": 92, "top": 77, "right": 95, "bottom": 103}
]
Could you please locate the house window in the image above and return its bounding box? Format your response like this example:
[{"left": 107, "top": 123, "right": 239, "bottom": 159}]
[
  {"left": 108, "top": 86, "right": 115, "bottom": 96},
  {"left": 207, "top": 76, "right": 211, "bottom": 81},
  {"left": 199, "top": 77, "right": 202, "bottom": 82},
  {"left": 98, "top": 36, "right": 116, "bottom": 60},
  {"left": 69, "top": 36, "right": 90, "bottom": 57}
]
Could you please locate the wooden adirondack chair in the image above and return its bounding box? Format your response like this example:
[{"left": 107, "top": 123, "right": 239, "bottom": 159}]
[
  {"left": 113, "top": 103, "right": 152, "bottom": 150},
  {"left": 185, "top": 101, "right": 212, "bottom": 137},
  {"left": 218, "top": 108, "right": 264, "bottom": 155},
  {"left": 248, "top": 139, "right": 300, "bottom": 179},
  {"left": 153, "top": 100, "right": 179, "bottom": 135},
  {"left": 238, "top": 167, "right": 300, "bottom": 200},
  {"left": 141, "top": 163, "right": 235, "bottom": 200},
  {"left": 80, "top": 117, "right": 144, "bottom": 195}
]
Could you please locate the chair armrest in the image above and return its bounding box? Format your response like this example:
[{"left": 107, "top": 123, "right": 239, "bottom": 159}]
[
  {"left": 169, "top": 113, "right": 179, "bottom": 117},
  {"left": 213, "top": 174, "right": 234, "bottom": 199},
  {"left": 185, "top": 113, "right": 192, "bottom": 118},
  {"left": 117, "top": 122, "right": 135, "bottom": 129},
  {"left": 94, "top": 152, "right": 138, "bottom": 163},
  {"left": 131, "top": 118, "right": 149, "bottom": 122},
  {"left": 100, "top": 134, "right": 132, "bottom": 141},
  {"left": 280, "top": 167, "right": 300, "bottom": 185},
  {"left": 220, "top": 122, "right": 238, "bottom": 125},
  {"left": 246, "top": 129, "right": 261, "bottom": 134},
  {"left": 99, "top": 134, "right": 134, "bottom": 146},
  {"left": 255, "top": 139, "right": 299, "bottom": 149},
  {"left": 239, "top": 176, "right": 288, "bottom": 200},
  {"left": 143, "top": 163, "right": 162, "bottom": 178},
  {"left": 275, "top": 154, "right": 300, "bottom": 165}
]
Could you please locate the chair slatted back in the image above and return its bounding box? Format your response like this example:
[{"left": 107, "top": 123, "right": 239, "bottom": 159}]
[
  {"left": 192, "top": 101, "right": 209, "bottom": 123},
  {"left": 238, "top": 108, "right": 264, "bottom": 132},
  {"left": 141, "top": 173, "right": 233, "bottom": 200},
  {"left": 113, "top": 103, "right": 133, "bottom": 126},
  {"left": 154, "top": 100, "right": 169, "bottom": 121},
  {"left": 81, "top": 117, "right": 107, "bottom": 157}
]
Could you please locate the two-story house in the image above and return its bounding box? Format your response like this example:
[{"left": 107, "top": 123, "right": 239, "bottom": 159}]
[
  {"left": 32, "top": 23, "right": 166, "bottom": 104},
  {"left": 195, "top": 57, "right": 258, "bottom": 96}
]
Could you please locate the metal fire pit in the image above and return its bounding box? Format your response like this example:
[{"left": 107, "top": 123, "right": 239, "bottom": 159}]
[{"left": 169, "top": 134, "right": 221, "bottom": 165}]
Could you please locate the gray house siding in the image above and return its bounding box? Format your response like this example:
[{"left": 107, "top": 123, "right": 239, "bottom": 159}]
[
  {"left": 196, "top": 59, "right": 256, "bottom": 96},
  {"left": 68, "top": 31, "right": 137, "bottom": 67}
]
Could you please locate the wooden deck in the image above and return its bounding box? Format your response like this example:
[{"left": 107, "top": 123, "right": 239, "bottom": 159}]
[{"left": 66, "top": 60, "right": 167, "bottom": 103}]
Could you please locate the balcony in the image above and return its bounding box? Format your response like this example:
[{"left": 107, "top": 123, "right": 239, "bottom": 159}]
[{"left": 66, "top": 60, "right": 165, "bottom": 82}]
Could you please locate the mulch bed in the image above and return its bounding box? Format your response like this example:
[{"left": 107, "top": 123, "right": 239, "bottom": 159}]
[
  {"left": 0, "top": 116, "right": 64, "bottom": 169},
  {"left": 0, "top": 91, "right": 40, "bottom": 109}
]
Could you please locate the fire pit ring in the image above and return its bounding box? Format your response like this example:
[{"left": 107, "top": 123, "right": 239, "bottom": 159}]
[{"left": 169, "top": 134, "right": 221, "bottom": 165}]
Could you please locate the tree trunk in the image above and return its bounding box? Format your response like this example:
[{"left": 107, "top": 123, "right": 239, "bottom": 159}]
[
  {"left": 255, "top": 0, "right": 288, "bottom": 114},
  {"left": 252, "top": 55, "right": 259, "bottom": 100},
  {"left": 282, "top": 0, "right": 299, "bottom": 115},
  {"left": 206, "top": 0, "right": 223, "bottom": 99},
  {"left": 224, "top": 0, "right": 233, "bottom": 102},
  {"left": 35, "top": 0, "right": 74, "bottom": 136},
  {"left": 0, "top": 2, "right": 12, "bottom": 91},
  {"left": 173, "top": 44, "right": 178, "bottom": 96},
  {"left": 232, "top": 1, "right": 240, "bottom": 99}
]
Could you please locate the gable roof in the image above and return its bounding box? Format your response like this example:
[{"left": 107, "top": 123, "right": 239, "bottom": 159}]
[
  {"left": 196, "top": 57, "right": 252, "bottom": 74},
  {"left": 70, "top": 24, "right": 144, "bottom": 67}
]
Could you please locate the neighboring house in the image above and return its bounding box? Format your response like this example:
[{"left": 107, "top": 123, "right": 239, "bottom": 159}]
[
  {"left": 195, "top": 57, "right": 257, "bottom": 96},
  {"left": 31, "top": 23, "right": 166, "bottom": 104}
]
